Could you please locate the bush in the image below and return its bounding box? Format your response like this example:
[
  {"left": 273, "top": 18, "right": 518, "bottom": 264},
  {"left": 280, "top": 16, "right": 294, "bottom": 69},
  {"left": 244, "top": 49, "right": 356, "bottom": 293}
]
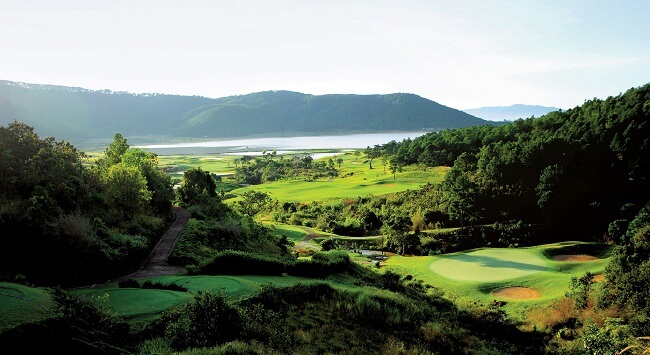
[
  {"left": 163, "top": 291, "right": 243, "bottom": 350},
  {"left": 198, "top": 250, "right": 292, "bottom": 276},
  {"left": 288, "top": 250, "right": 351, "bottom": 278},
  {"left": 332, "top": 289, "right": 427, "bottom": 330},
  {"left": 243, "top": 282, "right": 337, "bottom": 310},
  {"left": 119, "top": 279, "right": 189, "bottom": 292}
]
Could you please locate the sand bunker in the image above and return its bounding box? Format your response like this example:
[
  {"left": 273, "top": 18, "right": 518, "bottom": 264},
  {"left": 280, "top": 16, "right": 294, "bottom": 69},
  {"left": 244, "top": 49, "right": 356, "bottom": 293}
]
[
  {"left": 553, "top": 254, "right": 599, "bottom": 262},
  {"left": 492, "top": 287, "right": 541, "bottom": 300}
]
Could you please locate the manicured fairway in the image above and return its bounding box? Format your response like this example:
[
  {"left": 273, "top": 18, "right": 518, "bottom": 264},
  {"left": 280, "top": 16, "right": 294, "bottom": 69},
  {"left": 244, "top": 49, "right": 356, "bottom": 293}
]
[
  {"left": 157, "top": 154, "right": 238, "bottom": 177},
  {"left": 384, "top": 241, "right": 615, "bottom": 319},
  {"left": 71, "top": 274, "right": 328, "bottom": 324},
  {"left": 429, "top": 248, "right": 551, "bottom": 282},
  {"left": 270, "top": 223, "right": 310, "bottom": 243},
  {"left": 0, "top": 282, "right": 54, "bottom": 332},
  {"left": 72, "top": 287, "right": 194, "bottom": 323},
  {"left": 218, "top": 151, "right": 449, "bottom": 202},
  {"left": 231, "top": 166, "right": 448, "bottom": 203}
]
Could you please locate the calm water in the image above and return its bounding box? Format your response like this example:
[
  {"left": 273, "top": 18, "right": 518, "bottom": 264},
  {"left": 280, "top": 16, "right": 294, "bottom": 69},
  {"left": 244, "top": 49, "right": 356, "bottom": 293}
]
[{"left": 137, "top": 131, "right": 431, "bottom": 155}]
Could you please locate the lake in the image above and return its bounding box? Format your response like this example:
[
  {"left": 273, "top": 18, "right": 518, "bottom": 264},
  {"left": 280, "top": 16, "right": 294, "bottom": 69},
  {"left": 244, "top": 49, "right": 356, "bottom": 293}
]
[{"left": 137, "top": 131, "right": 431, "bottom": 156}]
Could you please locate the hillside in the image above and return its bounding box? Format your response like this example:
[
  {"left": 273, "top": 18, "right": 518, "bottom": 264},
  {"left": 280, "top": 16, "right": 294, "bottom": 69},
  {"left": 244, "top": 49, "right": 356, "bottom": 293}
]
[
  {"left": 2, "top": 83, "right": 650, "bottom": 354},
  {"left": 0, "top": 80, "right": 490, "bottom": 146},
  {"left": 463, "top": 104, "right": 561, "bottom": 121}
]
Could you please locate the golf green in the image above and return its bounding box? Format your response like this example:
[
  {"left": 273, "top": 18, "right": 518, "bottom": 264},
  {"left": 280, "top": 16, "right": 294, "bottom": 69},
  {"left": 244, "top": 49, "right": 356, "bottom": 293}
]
[{"left": 429, "top": 248, "right": 551, "bottom": 282}]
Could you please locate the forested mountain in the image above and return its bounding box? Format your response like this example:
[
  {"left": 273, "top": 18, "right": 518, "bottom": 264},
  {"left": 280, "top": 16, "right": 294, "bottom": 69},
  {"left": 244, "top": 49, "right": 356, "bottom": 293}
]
[
  {"left": 463, "top": 104, "right": 561, "bottom": 121},
  {"left": 0, "top": 80, "right": 489, "bottom": 146}
]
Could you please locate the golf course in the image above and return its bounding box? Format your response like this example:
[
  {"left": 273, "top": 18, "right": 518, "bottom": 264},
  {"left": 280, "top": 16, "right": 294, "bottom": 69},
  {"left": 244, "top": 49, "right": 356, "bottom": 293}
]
[{"left": 383, "top": 241, "right": 614, "bottom": 319}]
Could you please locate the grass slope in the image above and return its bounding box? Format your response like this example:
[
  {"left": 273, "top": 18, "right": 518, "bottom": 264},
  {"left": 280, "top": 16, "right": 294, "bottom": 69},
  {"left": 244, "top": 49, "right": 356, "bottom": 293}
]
[
  {"left": 230, "top": 152, "right": 448, "bottom": 202},
  {"left": 70, "top": 274, "right": 355, "bottom": 325},
  {"left": 0, "top": 282, "right": 54, "bottom": 332},
  {"left": 383, "top": 241, "right": 614, "bottom": 320}
]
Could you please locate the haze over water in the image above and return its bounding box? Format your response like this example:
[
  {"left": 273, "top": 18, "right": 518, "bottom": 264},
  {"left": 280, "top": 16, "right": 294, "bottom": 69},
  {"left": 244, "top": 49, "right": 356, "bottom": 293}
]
[{"left": 138, "top": 131, "right": 430, "bottom": 155}]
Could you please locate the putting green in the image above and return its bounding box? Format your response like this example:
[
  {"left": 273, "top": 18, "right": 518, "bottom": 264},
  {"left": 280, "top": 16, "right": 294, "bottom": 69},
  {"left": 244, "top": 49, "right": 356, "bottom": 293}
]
[
  {"left": 429, "top": 248, "right": 551, "bottom": 282},
  {"left": 95, "top": 289, "right": 192, "bottom": 317}
]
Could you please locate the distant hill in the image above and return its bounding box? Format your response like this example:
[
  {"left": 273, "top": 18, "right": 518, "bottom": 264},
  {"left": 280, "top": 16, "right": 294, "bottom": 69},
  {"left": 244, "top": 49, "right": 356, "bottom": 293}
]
[
  {"left": 462, "top": 104, "right": 561, "bottom": 121},
  {"left": 0, "top": 80, "right": 491, "bottom": 146}
]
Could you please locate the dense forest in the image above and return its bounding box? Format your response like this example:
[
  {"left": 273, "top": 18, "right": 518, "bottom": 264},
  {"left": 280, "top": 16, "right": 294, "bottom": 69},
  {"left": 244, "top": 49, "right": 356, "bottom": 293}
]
[
  {"left": 0, "top": 80, "right": 488, "bottom": 146},
  {"left": 1, "top": 83, "right": 649, "bottom": 354}
]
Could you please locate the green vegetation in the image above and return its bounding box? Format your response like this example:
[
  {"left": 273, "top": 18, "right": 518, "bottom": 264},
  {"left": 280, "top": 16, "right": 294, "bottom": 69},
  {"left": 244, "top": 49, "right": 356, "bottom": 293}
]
[
  {"left": 270, "top": 223, "right": 309, "bottom": 243},
  {"left": 230, "top": 152, "right": 448, "bottom": 202},
  {"left": 385, "top": 242, "right": 613, "bottom": 315},
  {"left": 3, "top": 82, "right": 650, "bottom": 354},
  {"left": 0, "top": 124, "right": 174, "bottom": 286}
]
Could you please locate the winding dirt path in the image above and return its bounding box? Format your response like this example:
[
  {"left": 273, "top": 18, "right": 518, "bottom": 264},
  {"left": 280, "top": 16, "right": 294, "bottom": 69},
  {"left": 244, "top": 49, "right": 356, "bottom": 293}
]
[{"left": 112, "top": 206, "right": 190, "bottom": 282}]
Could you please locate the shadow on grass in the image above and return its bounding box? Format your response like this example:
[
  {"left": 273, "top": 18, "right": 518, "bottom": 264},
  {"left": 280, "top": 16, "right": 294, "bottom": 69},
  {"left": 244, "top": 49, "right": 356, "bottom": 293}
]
[
  {"left": 540, "top": 242, "right": 615, "bottom": 259},
  {"left": 440, "top": 254, "right": 551, "bottom": 272}
]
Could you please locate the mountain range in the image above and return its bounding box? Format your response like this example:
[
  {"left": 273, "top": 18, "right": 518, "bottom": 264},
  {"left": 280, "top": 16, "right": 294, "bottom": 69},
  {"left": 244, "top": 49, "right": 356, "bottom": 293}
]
[
  {"left": 0, "top": 80, "right": 493, "bottom": 147},
  {"left": 462, "top": 104, "right": 561, "bottom": 121}
]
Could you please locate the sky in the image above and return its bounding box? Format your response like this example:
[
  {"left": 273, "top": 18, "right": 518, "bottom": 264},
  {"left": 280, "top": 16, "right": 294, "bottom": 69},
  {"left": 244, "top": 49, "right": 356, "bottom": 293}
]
[{"left": 1, "top": 0, "right": 649, "bottom": 110}]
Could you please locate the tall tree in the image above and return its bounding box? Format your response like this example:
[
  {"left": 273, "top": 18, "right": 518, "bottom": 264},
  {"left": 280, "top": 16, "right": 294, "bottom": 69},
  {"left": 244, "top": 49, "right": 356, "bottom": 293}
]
[
  {"left": 100, "top": 133, "right": 129, "bottom": 167},
  {"left": 443, "top": 153, "right": 480, "bottom": 234},
  {"left": 236, "top": 190, "right": 272, "bottom": 217},
  {"left": 381, "top": 213, "right": 416, "bottom": 255},
  {"left": 102, "top": 163, "right": 152, "bottom": 221},
  {"left": 389, "top": 156, "right": 403, "bottom": 179},
  {"left": 364, "top": 145, "right": 382, "bottom": 169},
  {"left": 177, "top": 167, "right": 217, "bottom": 205},
  {"left": 121, "top": 148, "right": 173, "bottom": 215}
]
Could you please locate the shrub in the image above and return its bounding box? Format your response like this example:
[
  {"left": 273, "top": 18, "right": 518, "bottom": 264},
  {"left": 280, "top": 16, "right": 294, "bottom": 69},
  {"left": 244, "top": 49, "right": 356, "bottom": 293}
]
[
  {"left": 138, "top": 337, "right": 173, "bottom": 354},
  {"left": 163, "top": 291, "right": 243, "bottom": 350},
  {"left": 243, "top": 282, "right": 337, "bottom": 310},
  {"left": 288, "top": 250, "right": 351, "bottom": 278},
  {"left": 118, "top": 279, "right": 188, "bottom": 292},
  {"left": 198, "top": 250, "right": 291, "bottom": 276}
]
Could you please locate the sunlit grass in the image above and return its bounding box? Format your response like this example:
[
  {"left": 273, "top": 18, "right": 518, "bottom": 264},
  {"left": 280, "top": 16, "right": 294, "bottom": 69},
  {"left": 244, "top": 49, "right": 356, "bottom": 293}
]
[
  {"left": 230, "top": 151, "right": 449, "bottom": 202},
  {"left": 268, "top": 223, "right": 310, "bottom": 243},
  {"left": 88, "top": 149, "right": 448, "bottom": 202},
  {"left": 157, "top": 154, "right": 239, "bottom": 178},
  {"left": 382, "top": 241, "right": 614, "bottom": 322}
]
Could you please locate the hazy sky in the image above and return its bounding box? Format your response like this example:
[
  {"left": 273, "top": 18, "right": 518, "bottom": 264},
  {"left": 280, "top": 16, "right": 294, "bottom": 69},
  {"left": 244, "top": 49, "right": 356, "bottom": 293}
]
[{"left": 2, "top": 0, "right": 649, "bottom": 110}]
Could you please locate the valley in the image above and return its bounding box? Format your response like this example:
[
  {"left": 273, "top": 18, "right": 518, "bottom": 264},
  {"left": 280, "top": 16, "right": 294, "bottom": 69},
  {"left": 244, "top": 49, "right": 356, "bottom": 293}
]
[{"left": 1, "top": 83, "right": 650, "bottom": 354}]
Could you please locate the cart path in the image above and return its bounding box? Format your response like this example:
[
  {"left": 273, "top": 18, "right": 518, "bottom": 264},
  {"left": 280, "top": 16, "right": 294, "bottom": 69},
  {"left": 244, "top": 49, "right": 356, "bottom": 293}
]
[
  {"left": 294, "top": 226, "right": 323, "bottom": 251},
  {"left": 112, "top": 206, "right": 190, "bottom": 282}
]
